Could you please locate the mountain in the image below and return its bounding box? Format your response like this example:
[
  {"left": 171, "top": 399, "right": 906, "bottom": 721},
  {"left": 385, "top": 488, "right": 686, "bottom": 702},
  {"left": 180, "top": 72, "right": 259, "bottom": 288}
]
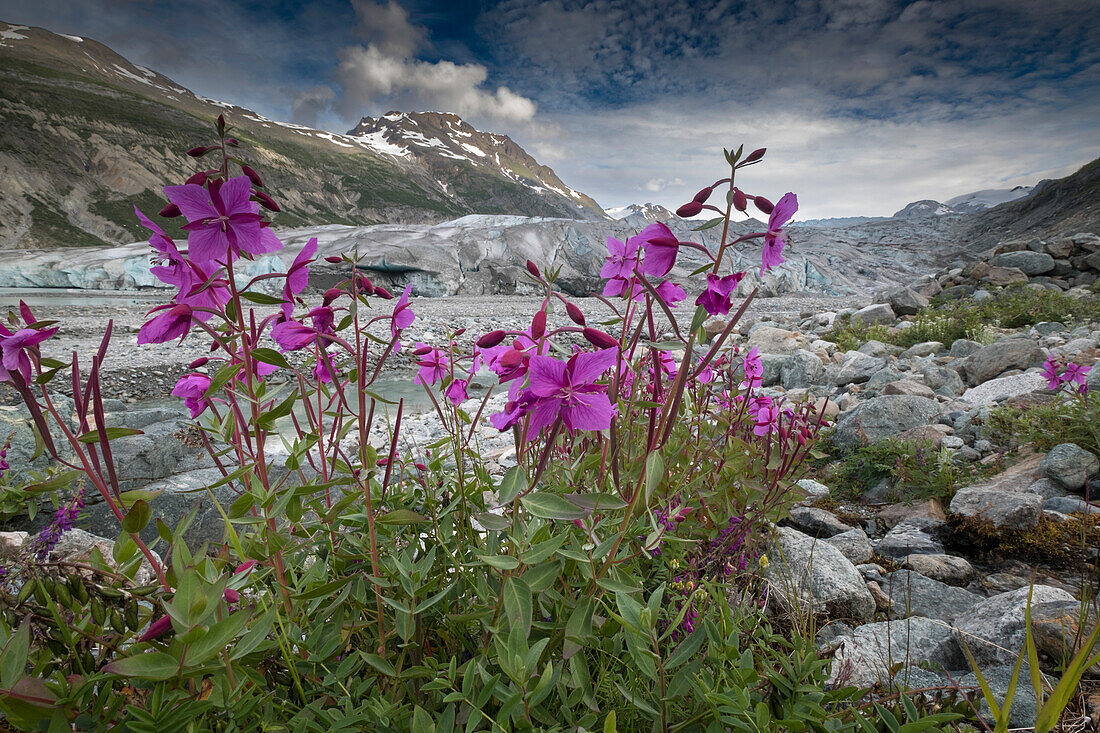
[
  {"left": 960, "top": 158, "right": 1100, "bottom": 254},
  {"left": 891, "top": 200, "right": 959, "bottom": 219},
  {"left": 945, "top": 186, "right": 1033, "bottom": 214},
  {"left": 0, "top": 21, "right": 606, "bottom": 250},
  {"left": 347, "top": 112, "right": 604, "bottom": 220},
  {"left": 604, "top": 203, "right": 678, "bottom": 222}
]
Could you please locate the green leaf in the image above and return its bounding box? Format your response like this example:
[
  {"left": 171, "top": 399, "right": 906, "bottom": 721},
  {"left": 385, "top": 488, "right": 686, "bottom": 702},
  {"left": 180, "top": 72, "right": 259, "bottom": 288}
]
[
  {"left": 239, "top": 291, "right": 286, "bottom": 305},
  {"left": 693, "top": 217, "right": 724, "bottom": 231},
  {"left": 521, "top": 493, "right": 587, "bottom": 521},
  {"left": 564, "top": 597, "right": 594, "bottom": 660},
  {"left": 256, "top": 392, "right": 297, "bottom": 430},
  {"left": 665, "top": 628, "right": 706, "bottom": 669},
  {"left": 565, "top": 493, "right": 628, "bottom": 512},
  {"left": 77, "top": 427, "right": 143, "bottom": 444},
  {"left": 497, "top": 465, "right": 528, "bottom": 504},
  {"left": 522, "top": 563, "right": 560, "bottom": 593},
  {"left": 203, "top": 362, "right": 244, "bottom": 399},
  {"left": 644, "top": 450, "right": 664, "bottom": 502},
  {"left": 474, "top": 511, "right": 511, "bottom": 531},
  {"left": 361, "top": 652, "right": 396, "bottom": 677},
  {"left": 249, "top": 347, "right": 290, "bottom": 369},
  {"left": 120, "top": 500, "right": 153, "bottom": 533},
  {"left": 0, "top": 622, "right": 30, "bottom": 689},
  {"left": 184, "top": 611, "right": 248, "bottom": 665},
  {"left": 103, "top": 651, "right": 179, "bottom": 681},
  {"left": 475, "top": 554, "right": 520, "bottom": 571},
  {"left": 502, "top": 577, "right": 533, "bottom": 637},
  {"left": 596, "top": 577, "right": 640, "bottom": 595},
  {"left": 229, "top": 607, "right": 276, "bottom": 660},
  {"left": 377, "top": 509, "right": 429, "bottom": 525},
  {"left": 519, "top": 533, "right": 570, "bottom": 565},
  {"left": 23, "top": 470, "right": 83, "bottom": 494}
]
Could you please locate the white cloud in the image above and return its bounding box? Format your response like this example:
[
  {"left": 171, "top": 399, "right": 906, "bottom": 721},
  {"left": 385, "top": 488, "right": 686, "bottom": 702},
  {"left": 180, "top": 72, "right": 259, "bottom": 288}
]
[{"left": 335, "top": 1, "right": 537, "bottom": 124}]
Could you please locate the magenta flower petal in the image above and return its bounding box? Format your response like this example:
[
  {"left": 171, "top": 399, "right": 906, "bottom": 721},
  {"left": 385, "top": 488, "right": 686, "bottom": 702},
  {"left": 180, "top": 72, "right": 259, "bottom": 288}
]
[
  {"left": 137, "top": 306, "right": 192, "bottom": 345},
  {"left": 562, "top": 391, "right": 614, "bottom": 432},
  {"left": 164, "top": 183, "right": 217, "bottom": 223},
  {"left": 217, "top": 176, "right": 252, "bottom": 215},
  {"left": 568, "top": 348, "right": 618, "bottom": 385},
  {"left": 655, "top": 280, "right": 686, "bottom": 307},
  {"left": 526, "top": 397, "right": 563, "bottom": 435},
  {"left": 271, "top": 320, "right": 317, "bottom": 351},
  {"left": 527, "top": 355, "right": 569, "bottom": 398},
  {"left": 171, "top": 373, "right": 212, "bottom": 418}
]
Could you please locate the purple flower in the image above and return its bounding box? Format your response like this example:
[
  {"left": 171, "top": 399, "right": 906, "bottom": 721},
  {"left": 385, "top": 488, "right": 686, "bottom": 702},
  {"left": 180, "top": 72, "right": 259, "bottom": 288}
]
[
  {"left": 524, "top": 348, "right": 618, "bottom": 437},
  {"left": 695, "top": 272, "right": 745, "bottom": 316},
  {"left": 1063, "top": 362, "right": 1091, "bottom": 386},
  {"left": 760, "top": 192, "right": 797, "bottom": 276},
  {"left": 390, "top": 284, "right": 415, "bottom": 351},
  {"left": 134, "top": 206, "right": 178, "bottom": 257},
  {"left": 637, "top": 223, "right": 681, "bottom": 278},
  {"left": 446, "top": 378, "right": 469, "bottom": 406},
  {"left": 172, "top": 373, "right": 213, "bottom": 418},
  {"left": 752, "top": 403, "right": 781, "bottom": 436},
  {"left": 271, "top": 319, "right": 317, "bottom": 351},
  {"left": 602, "top": 275, "right": 639, "bottom": 299},
  {"left": 1041, "top": 357, "right": 1062, "bottom": 390},
  {"left": 655, "top": 280, "right": 686, "bottom": 307},
  {"left": 35, "top": 489, "right": 85, "bottom": 561},
  {"left": 282, "top": 238, "right": 318, "bottom": 317},
  {"left": 741, "top": 347, "right": 763, "bottom": 390},
  {"left": 165, "top": 177, "right": 276, "bottom": 265},
  {"left": 414, "top": 344, "right": 449, "bottom": 386},
  {"left": 600, "top": 236, "right": 639, "bottom": 280},
  {"left": 137, "top": 304, "right": 193, "bottom": 345},
  {"left": 0, "top": 325, "right": 58, "bottom": 383}
]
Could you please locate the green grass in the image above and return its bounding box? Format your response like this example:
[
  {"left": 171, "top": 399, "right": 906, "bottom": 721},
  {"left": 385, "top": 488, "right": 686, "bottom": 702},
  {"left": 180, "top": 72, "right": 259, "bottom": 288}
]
[
  {"left": 28, "top": 197, "right": 111, "bottom": 248},
  {"left": 88, "top": 189, "right": 174, "bottom": 242},
  {"left": 987, "top": 390, "right": 1100, "bottom": 456}
]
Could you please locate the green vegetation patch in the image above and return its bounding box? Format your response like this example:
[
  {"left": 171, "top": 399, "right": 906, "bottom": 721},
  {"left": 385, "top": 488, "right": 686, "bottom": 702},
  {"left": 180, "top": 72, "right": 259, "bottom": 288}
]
[{"left": 987, "top": 391, "right": 1100, "bottom": 456}]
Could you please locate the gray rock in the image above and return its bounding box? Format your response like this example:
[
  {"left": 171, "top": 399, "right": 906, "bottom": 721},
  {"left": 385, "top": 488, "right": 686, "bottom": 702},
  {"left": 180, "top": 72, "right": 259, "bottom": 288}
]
[
  {"left": 786, "top": 507, "right": 853, "bottom": 538},
  {"left": 954, "top": 585, "right": 1077, "bottom": 666},
  {"left": 882, "top": 379, "right": 936, "bottom": 398},
  {"left": 875, "top": 517, "right": 946, "bottom": 558},
  {"left": 960, "top": 371, "right": 1047, "bottom": 408},
  {"left": 106, "top": 419, "right": 204, "bottom": 488},
  {"left": 884, "top": 570, "right": 983, "bottom": 623},
  {"left": 780, "top": 349, "right": 824, "bottom": 389},
  {"left": 885, "top": 286, "right": 930, "bottom": 316},
  {"left": 0, "top": 398, "right": 75, "bottom": 484},
  {"left": 948, "top": 339, "right": 984, "bottom": 358},
  {"left": 850, "top": 303, "right": 896, "bottom": 327},
  {"left": 900, "top": 341, "right": 945, "bottom": 359},
  {"left": 949, "top": 487, "right": 1043, "bottom": 530},
  {"left": 759, "top": 353, "right": 787, "bottom": 387},
  {"left": 864, "top": 367, "right": 908, "bottom": 394},
  {"left": 747, "top": 326, "right": 809, "bottom": 356},
  {"left": 823, "top": 528, "right": 873, "bottom": 565},
  {"left": 1022, "top": 478, "right": 1069, "bottom": 500},
  {"left": 1040, "top": 443, "right": 1100, "bottom": 491},
  {"left": 959, "top": 339, "right": 1045, "bottom": 386},
  {"left": 763, "top": 526, "right": 876, "bottom": 624},
  {"left": 918, "top": 364, "right": 965, "bottom": 396},
  {"left": 829, "top": 617, "right": 966, "bottom": 688},
  {"left": 901, "top": 554, "right": 975, "bottom": 586},
  {"left": 857, "top": 340, "right": 899, "bottom": 357},
  {"left": 829, "top": 351, "right": 887, "bottom": 387},
  {"left": 794, "top": 478, "right": 830, "bottom": 506},
  {"left": 989, "top": 250, "right": 1056, "bottom": 275},
  {"left": 960, "top": 665, "right": 1041, "bottom": 729},
  {"left": 832, "top": 395, "right": 942, "bottom": 451},
  {"left": 1043, "top": 495, "right": 1100, "bottom": 515}
]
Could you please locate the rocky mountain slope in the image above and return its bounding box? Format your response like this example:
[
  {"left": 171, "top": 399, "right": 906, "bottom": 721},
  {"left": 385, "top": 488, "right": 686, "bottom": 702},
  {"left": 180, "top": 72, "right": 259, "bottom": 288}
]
[{"left": 0, "top": 22, "right": 606, "bottom": 251}]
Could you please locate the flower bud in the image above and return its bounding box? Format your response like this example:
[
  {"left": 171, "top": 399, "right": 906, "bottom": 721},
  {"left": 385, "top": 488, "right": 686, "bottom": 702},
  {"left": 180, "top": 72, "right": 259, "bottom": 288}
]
[
  {"left": 565, "top": 302, "right": 585, "bottom": 326},
  {"left": 234, "top": 560, "right": 256, "bottom": 575},
  {"left": 322, "top": 287, "right": 343, "bottom": 304},
  {"left": 225, "top": 138, "right": 239, "bottom": 147},
  {"left": 454, "top": 328, "right": 466, "bottom": 337},
  {"left": 676, "top": 201, "right": 703, "bottom": 217},
  {"left": 254, "top": 191, "right": 281, "bottom": 212},
  {"left": 413, "top": 345, "right": 433, "bottom": 356},
  {"left": 531, "top": 310, "right": 547, "bottom": 339},
  {"left": 526, "top": 260, "right": 540, "bottom": 277},
  {"left": 415, "top": 462, "right": 427, "bottom": 471},
  {"left": 583, "top": 327, "right": 619, "bottom": 349},
  {"left": 500, "top": 349, "right": 525, "bottom": 368},
  {"left": 374, "top": 286, "right": 394, "bottom": 300},
  {"left": 188, "top": 357, "right": 209, "bottom": 369},
  {"left": 158, "top": 203, "right": 182, "bottom": 218},
  {"left": 187, "top": 145, "right": 212, "bottom": 157},
  {"left": 168, "top": 303, "right": 192, "bottom": 318},
  {"left": 324, "top": 255, "right": 343, "bottom": 264},
  {"left": 754, "top": 196, "right": 774, "bottom": 215},
  {"left": 477, "top": 330, "right": 507, "bottom": 348},
  {"left": 223, "top": 588, "right": 240, "bottom": 604},
  {"left": 217, "top": 114, "right": 226, "bottom": 130},
  {"left": 743, "top": 147, "right": 766, "bottom": 163},
  {"left": 693, "top": 186, "right": 714, "bottom": 204},
  {"left": 732, "top": 189, "right": 748, "bottom": 212},
  {"left": 185, "top": 171, "right": 208, "bottom": 186},
  {"left": 241, "top": 165, "right": 263, "bottom": 188},
  {"left": 138, "top": 615, "right": 173, "bottom": 642}
]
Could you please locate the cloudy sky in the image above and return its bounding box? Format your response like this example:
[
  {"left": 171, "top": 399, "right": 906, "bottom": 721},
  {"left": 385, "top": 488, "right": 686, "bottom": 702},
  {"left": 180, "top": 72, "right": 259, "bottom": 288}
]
[{"left": 3, "top": 0, "right": 1099, "bottom": 218}]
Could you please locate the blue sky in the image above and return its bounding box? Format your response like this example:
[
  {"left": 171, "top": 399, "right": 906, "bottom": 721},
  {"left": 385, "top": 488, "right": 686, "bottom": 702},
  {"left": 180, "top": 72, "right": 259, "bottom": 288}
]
[{"left": 2, "top": 0, "right": 1099, "bottom": 218}]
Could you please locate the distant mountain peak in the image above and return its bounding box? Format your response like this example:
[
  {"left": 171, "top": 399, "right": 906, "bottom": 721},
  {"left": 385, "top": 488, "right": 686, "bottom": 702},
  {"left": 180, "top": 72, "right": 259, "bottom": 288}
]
[{"left": 604, "top": 203, "right": 677, "bottom": 222}]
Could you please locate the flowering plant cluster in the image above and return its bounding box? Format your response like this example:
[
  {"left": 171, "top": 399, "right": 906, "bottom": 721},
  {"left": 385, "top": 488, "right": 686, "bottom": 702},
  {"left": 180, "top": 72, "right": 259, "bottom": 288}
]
[
  {"left": 0, "top": 125, "right": 935, "bottom": 732},
  {"left": 1042, "top": 355, "right": 1091, "bottom": 395}
]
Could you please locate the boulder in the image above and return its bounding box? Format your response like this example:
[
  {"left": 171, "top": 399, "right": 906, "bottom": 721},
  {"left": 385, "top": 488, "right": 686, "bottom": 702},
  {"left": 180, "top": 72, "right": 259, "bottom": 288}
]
[
  {"left": 747, "top": 326, "right": 809, "bottom": 356},
  {"left": 949, "top": 487, "right": 1043, "bottom": 530},
  {"left": 883, "top": 570, "right": 983, "bottom": 623},
  {"left": 831, "top": 395, "right": 941, "bottom": 451},
  {"left": 875, "top": 517, "right": 945, "bottom": 558},
  {"left": 786, "top": 507, "right": 853, "bottom": 538},
  {"left": 793, "top": 478, "right": 830, "bottom": 506},
  {"left": 823, "top": 528, "right": 873, "bottom": 565},
  {"left": 901, "top": 554, "right": 975, "bottom": 586},
  {"left": 989, "top": 250, "right": 1056, "bottom": 275},
  {"left": 780, "top": 350, "right": 824, "bottom": 389},
  {"left": 1040, "top": 443, "right": 1100, "bottom": 491},
  {"left": 850, "top": 303, "right": 896, "bottom": 327},
  {"left": 0, "top": 528, "right": 163, "bottom": 586},
  {"left": 960, "top": 372, "right": 1047, "bottom": 407},
  {"left": 877, "top": 499, "right": 946, "bottom": 529},
  {"left": 1043, "top": 495, "right": 1100, "bottom": 515},
  {"left": 948, "top": 339, "right": 984, "bottom": 358},
  {"left": 763, "top": 526, "right": 876, "bottom": 624},
  {"left": 829, "top": 351, "right": 887, "bottom": 387},
  {"left": 900, "top": 341, "right": 944, "bottom": 359},
  {"left": 1029, "top": 600, "right": 1099, "bottom": 675},
  {"left": 959, "top": 339, "right": 1045, "bottom": 386},
  {"left": 882, "top": 379, "right": 936, "bottom": 399},
  {"left": 959, "top": 665, "right": 1040, "bottom": 729},
  {"left": 829, "top": 617, "right": 966, "bottom": 688},
  {"left": 1022, "top": 478, "right": 1069, "bottom": 500},
  {"left": 983, "top": 266, "right": 1029, "bottom": 286},
  {"left": 918, "top": 363, "right": 965, "bottom": 395},
  {"left": 955, "top": 585, "right": 1077, "bottom": 666},
  {"left": 884, "top": 286, "right": 929, "bottom": 316},
  {"left": 106, "top": 418, "right": 205, "bottom": 488}
]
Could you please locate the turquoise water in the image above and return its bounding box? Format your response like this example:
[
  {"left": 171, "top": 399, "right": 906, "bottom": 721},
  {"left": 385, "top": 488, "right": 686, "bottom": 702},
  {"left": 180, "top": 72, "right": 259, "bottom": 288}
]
[{"left": 0, "top": 287, "right": 162, "bottom": 308}]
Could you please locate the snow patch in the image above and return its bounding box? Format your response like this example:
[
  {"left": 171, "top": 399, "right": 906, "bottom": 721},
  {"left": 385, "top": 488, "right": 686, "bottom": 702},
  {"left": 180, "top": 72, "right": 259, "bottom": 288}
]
[
  {"left": 60, "top": 34, "right": 83, "bottom": 43},
  {"left": 354, "top": 130, "right": 410, "bottom": 158},
  {"left": 196, "top": 95, "right": 236, "bottom": 110},
  {"left": 1, "top": 24, "right": 29, "bottom": 41}
]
